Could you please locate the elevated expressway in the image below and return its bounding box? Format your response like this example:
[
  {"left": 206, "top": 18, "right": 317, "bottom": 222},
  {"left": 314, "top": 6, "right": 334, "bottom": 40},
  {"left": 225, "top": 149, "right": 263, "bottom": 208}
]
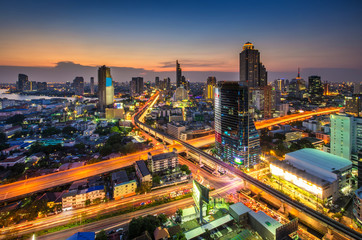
[{"left": 134, "top": 96, "right": 360, "bottom": 239}]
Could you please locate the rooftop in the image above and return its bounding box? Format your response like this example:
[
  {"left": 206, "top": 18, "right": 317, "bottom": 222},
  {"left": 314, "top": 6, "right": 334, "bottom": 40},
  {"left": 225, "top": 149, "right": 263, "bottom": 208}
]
[
  {"left": 285, "top": 148, "right": 352, "bottom": 172},
  {"left": 150, "top": 152, "right": 177, "bottom": 161},
  {"left": 230, "top": 202, "right": 251, "bottom": 216},
  {"left": 136, "top": 160, "right": 151, "bottom": 177},
  {"left": 249, "top": 211, "right": 282, "bottom": 234},
  {"left": 112, "top": 170, "right": 129, "bottom": 185}
]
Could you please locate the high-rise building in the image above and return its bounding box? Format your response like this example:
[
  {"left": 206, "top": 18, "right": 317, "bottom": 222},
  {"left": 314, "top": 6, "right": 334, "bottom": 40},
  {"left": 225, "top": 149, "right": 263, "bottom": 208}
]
[
  {"left": 323, "top": 81, "right": 330, "bottom": 96},
  {"left": 330, "top": 113, "right": 362, "bottom": 170},
  {"left": 16, "top": 74, "right": 29, "bottom": 91},
  {"left": 274, "top": 79, "right": 285, "bottom": 92},
  {"left": 130, "top": 77, "right": 144, "bottom": 96},
  {"left": 214, "top": 81, "right": 261, "bottom": 167},
  {"left": 98, "top": 65, "right": 114, "bottom": 111},
  {"left": 239, "top": 42, "right": 267, "bottom": 87},
  {"left": 345, "top": 95, "right": 362, "bottom": 117},
  {"left": 308, "top": 75, "right": 323, "bottom": 105},
  {"left": 205, "top": 76, "right": 217, "bottom": 100},
  {"left": 176, "top": 60, "right": 188, "bottom": 90},
  {"left": 90, "top": 77, "right": 95, "bottom": 95},
  {"left": 73, "top": 77, "right": 84, "bottom": 95},
  {"left": 176, "top": 60, "right": 182, "bottom": 88},
  {"left": 155, "top": 77, "right": 160, "bottom": 89},
  {"left": 37, "top": 82, "right": 47, "bottom": 91},
  {"left": 288, "top": 68, "right": 306, "bottom": 99}
]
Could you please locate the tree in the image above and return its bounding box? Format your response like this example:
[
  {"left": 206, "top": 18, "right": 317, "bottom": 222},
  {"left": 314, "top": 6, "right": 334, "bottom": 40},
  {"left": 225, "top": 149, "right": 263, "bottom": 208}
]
[
  {"left": 157, "top": 213, "right": 167, "bottom": 224},
  {"left": 176, "top": 208, "right": 183, "bottom": 217},
  {"left": 42, "top": 127, "right": 60, "bottom": 137},
  {"left": 74, "top": 143, "right": 86, "bottom": 151},
  {"left": 153, "top": 175, "right": 161, "bottom": 185},
  {"left": 85, "top": 199, "right": 91, "bottom": 206},
  {"left": 62, "top": 126, "right": 77, "bottom": 136},
  {"left": 175, "top": 232, "right": 186, "bottom": 240},
  {"left": 128, "top": 215, "right": 161, "bottom": 239},
  {"left": 95, "top": 230, "right": 108, "bottom": 240},
  {"left": 6, "top": 114, "right": 25, "bottom": 124}
]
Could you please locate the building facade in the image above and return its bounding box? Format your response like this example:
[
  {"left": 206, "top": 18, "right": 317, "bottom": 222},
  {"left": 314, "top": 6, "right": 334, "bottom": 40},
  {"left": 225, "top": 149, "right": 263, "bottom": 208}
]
[
  {"left": 73, "top": 77, "right": 84, "bottom": 96},
  {"left": 214, "top": 81, "right": 261, "bottom": 167},
  {"left": 205, "top": 76, "right": 217, "bottom": 100},
  {"left": 147, "top": 149, "right": 178, "bottom": 174},
  {"left": 112, "top": 171, "right": 137, "bottom": 199},
  {"left": 308, "top": 75, "right": 323, "bottom": 105},
  {"left": 130, "top": 77, "right": 144, "bottom": 96},
  {"left": 98, "top": 65, "right": 114, "bottom": 111}
]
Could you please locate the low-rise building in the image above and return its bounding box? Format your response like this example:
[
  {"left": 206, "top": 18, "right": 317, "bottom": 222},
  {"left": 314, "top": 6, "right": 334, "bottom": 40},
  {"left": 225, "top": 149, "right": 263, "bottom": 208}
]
[
  {"left": 147, "top": 149, "right": 178, "bottom": 174},
  {"left": 0, "top": 154, "right": 26, "bottom": 168},
  {"left": 4, "top": 125, "right": 22, "bottom": 138},
  {"left": 270, "top": 148, "right": 352, "bottom": 202},
  {"left": 135, "top": 160, "right": 152, "bottom": 183},
  {"left": 62, "top": 185, "right": 105, "bottom": 210},
  {"left": 167, "top": 122, "right": 186, "bottom": 139},
  {"left": 112, "top": 170, "right": 137, "bottom": 199}
]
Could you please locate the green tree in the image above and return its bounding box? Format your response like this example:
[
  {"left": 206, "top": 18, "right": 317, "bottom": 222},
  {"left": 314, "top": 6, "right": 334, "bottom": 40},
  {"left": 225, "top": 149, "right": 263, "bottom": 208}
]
[
  {"left": 42, "top": 127, "right": 60, "bottom": 137},
  {"left": 157, "top": 213, "right": 167, "bottom": 224},
  {"left": 75, "top": 143, "right": 86, "bottom": 151},
  {"left": 85, "top": 199, "right": 91, "bottom": 206},
  {"left": 95, "top": 230, "right": 108, "bottom": 240},
  {"left": 153, "top": 175, "right": 161, "bottom": 185}
]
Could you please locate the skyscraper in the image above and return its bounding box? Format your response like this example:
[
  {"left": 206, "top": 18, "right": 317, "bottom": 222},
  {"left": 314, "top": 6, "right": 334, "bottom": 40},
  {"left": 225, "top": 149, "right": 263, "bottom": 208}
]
[
  {"left": 176, "top": 60, "right": 182, "bottom": 88},
  {"left": 214, "top": 81, "right": 261, "bottom": 167},
  {"left": 155, "top": 77, "right": 160, "bottom": 89},
  {"left": 90, "top": 77, "right": 95, "bottom": 95},
  {"left": 130, "top": 77, "right": 144, "bottom": 96},
  {"left": 16, "top": 74, "right": 28, "bottom": 91},
  {"left": 239, "top": 42, "right": 267, "bottom": 87},
  {"left": 205, "top": 77, "right": 217, "bottom": 100},
  {"left": 330, "top": 113, "right": 361, "bottom": 170},
  {"left": 308, "top": 75, "right": 323, "bottom": 105},
  {"left": 98, "top": 65, "right": 114, "bottom": 111},
  {"left": 73, "top": 77, "right": 84, "bottom": 95},
  {"left": 345, "top": 95, "right": 362, "bottom": 117}
]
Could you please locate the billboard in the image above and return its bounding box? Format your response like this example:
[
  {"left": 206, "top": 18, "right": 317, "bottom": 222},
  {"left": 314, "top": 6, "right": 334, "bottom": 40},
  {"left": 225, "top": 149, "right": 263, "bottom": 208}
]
[
  {"left": 106, "top": 77, "right": 112, "bottom": 87},
  {"left": 192, "top": 180, "right": 209, "bottom": 210}
]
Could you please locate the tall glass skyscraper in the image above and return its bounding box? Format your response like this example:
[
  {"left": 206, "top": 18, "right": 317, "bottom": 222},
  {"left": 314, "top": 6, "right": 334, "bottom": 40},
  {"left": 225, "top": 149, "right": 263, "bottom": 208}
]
[
  {"left": 214, "top": 81, "right": 261, "bottom": 167},
  {"left": 98, "top": 65, "right": 114, "bottom": 111}
]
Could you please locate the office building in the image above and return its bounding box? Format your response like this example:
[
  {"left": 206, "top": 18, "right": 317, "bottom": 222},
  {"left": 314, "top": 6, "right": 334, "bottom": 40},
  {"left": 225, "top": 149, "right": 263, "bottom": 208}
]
[
  {"left": 130, "top": 77, "right": 144, "bottom": 96},
  {"left": 205, "top": 76, "right": 217, "bottom": 100},
  {"left": 308, "top": 75, "right": 323, "bottom": 105},
  {"left": 16, "top": 74, "right": 29, "bottom": 91},
  {"left": 147, "top": 149, "right": 178, "bottom": 174},
  {"left": 73, "top": 77, "right": 84, "bottom": 95},
  {"left": 345, "top": 95, "right": 362, "bottom": 117},
  {"left": 173, "top": 86, "right": 188, "bottom": 101},
  {"left": 112, "top": 170, "right": 137, "bottom": 199},
  {"left": 274, "top": 79, "right": 285, "bottom": 92},
  {"left": 239, "top": 42, "right": 267, "bottom": 87},
  {"left": 214, "top": 81, "right": 261, "bottom": 167},
  {"left": 90, "top": 77, "right": 94, "bottom": 94},
  {"left": 330, "top": 113, "right": 362, "bottom": 170},
  {"left": 98, "top": 65, "right": 114, "bottom": 111},
  {"left": 270, "top": 148, "right": 352, "bottom": 201},
  {"left": 288, "top": 68, "right": 306, "bottom": 99},
  {"left": 250, "top": 85, "right": 272, "bottom": 119},
  {"left": 354, "top": 82, "right": 362, "bottom": 94}
]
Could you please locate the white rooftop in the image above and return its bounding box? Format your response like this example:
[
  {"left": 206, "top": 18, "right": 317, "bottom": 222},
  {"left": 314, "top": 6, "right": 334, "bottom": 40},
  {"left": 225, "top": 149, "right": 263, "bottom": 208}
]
[
  {"left": 249, "top": 211, "right": 282, "bottom": 233},
  {"left": 286, "top": 148, "right": 352, "bottom": 172},
  {"left": 229, "top": 202, "right": 251, "bottom": 216}
]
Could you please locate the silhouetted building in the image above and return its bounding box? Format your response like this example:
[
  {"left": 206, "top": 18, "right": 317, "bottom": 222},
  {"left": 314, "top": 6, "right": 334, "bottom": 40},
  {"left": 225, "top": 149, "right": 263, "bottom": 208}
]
[
  {"left": 239, "top": 42, "right": 267, "bottom": 87},
  {"left": 288, "top": 68, "right": 306, "bottom": 99},
  {"left": 90, "top": 77, "right": 94, "bottom": 94},
  {"left": 37, "top": 82, "right": 47, "bottom": 91},
  {"left": 130, "top": 77, "right": 144, "bottom": 96},
  {"left": 155, "top": 77, "right": 160, "bottom": 89},
  {"left": 73, "top": 77, "right": 84, "bottom": 95},
  {"left": 215, "top": 81, "right": 261, "bottom": 167},
  {"left": 98, "top": 65, "right": 114, "bottom": 111},
  {"left": 308, "top": 75, "right": 323, "bottom": 105},
  {"left": 176, "top": 60, "right": 188, "bottom": 90},
  {"left": 16, "top": 74, "right": 28, "bottom": 91}
]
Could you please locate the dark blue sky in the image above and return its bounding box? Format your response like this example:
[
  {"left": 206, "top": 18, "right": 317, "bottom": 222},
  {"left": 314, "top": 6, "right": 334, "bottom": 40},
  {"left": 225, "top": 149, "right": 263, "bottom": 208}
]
[{"left": 0, "top": 0, "right": 361, "bottom": 82}]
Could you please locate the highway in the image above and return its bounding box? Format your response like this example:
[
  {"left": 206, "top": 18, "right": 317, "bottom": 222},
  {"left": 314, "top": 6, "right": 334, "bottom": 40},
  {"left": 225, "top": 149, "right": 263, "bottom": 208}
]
[
  {"left": 133, "top": 98, "right": 360, "bottom": 239},
  {"left": 254, "top": 107, "right": 342, "bottom": 129}
]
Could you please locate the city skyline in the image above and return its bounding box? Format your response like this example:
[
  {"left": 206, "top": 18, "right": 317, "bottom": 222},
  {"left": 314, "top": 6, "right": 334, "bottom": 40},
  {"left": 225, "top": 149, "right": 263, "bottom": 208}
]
[{"left": 0, "top": 0, "right": 362, "bottom": 83}]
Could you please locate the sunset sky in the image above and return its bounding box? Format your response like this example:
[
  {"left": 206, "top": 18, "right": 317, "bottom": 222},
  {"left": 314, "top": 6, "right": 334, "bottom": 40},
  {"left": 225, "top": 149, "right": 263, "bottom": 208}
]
[{"left": 0, "top": 0, "right": 361, "bottom": 74}]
